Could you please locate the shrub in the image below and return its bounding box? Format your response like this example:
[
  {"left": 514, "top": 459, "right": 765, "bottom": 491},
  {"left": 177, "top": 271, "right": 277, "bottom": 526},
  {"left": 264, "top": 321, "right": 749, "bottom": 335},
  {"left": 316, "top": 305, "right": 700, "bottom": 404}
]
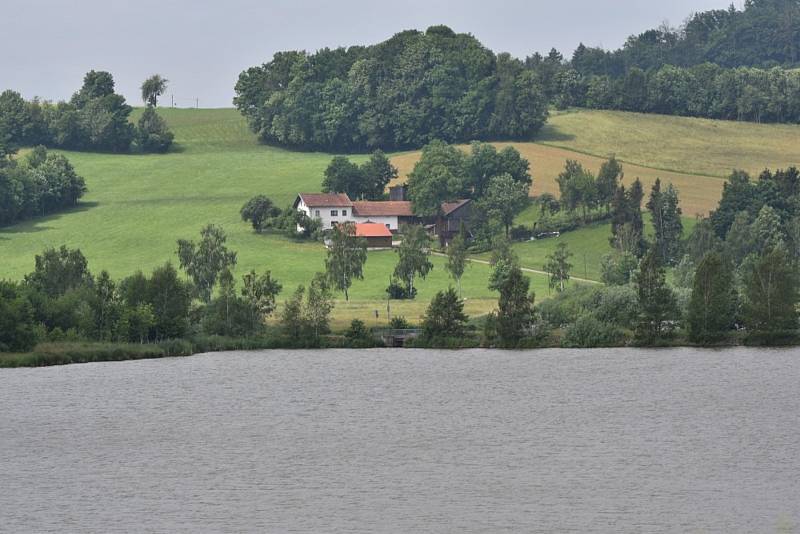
[
  {"left": 561, "top": 314, "right": 624, "bottom": 348},
  {"left": 510, "top": 225, "right": 533, "bottom": 241},
  {"left": 158, "top": 338, "right": 194, "bottom": 357},
  {"left": 386, "top": 280, "right": 416, "bottom": 300},
  {"left": 389, "top": 316, "right": 411, "bottom": 329}
]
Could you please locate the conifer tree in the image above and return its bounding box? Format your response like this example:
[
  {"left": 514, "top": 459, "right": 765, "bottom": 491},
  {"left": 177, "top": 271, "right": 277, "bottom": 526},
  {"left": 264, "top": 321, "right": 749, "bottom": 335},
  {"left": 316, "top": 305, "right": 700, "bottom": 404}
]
[{"left": 635, "top": 247, "right": 677, "bottom": 343}]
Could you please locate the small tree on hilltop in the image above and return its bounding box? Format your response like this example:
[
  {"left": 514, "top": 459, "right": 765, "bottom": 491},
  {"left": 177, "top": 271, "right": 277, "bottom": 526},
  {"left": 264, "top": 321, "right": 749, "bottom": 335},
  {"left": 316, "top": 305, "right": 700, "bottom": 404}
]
[
  {"left": 141, "top": 74, "right": 168, "bottom": 107},
  {"left": 422, "top": 287, "right": 469, "bottom": 341},
  {"left": 325, "top": 222, "right": 367, "bottom": 301},
  {"left": 177, "top": 224, "right": 238, "bottom": 303},
  {"left": 394, "top": 224, "right": 433, "bottom": 296},
  {"left": 544, "top": 242, "right": 573, "bottom": 292}
]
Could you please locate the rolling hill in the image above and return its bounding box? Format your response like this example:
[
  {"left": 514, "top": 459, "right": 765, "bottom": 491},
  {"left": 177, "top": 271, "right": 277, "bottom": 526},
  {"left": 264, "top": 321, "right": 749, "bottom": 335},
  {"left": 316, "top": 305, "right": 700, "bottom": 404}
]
[{"left": 1, "top": 107, "right": 798, "bottom": 324}]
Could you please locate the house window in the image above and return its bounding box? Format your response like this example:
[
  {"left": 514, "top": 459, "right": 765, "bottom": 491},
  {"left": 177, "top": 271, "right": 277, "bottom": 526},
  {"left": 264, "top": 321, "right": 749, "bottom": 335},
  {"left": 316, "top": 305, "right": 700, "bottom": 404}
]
[
  {"left": 331, "top": 210, "right": 338, "bottom": 216},
  {"left": 342, "top": 210, "right": 347, "bottom": 217},
  {"left": 385, "top": 224, "right": 391, "bottom": 229},
  {"left": 315, "top": 210, "right": 320, "bottom": 217}
]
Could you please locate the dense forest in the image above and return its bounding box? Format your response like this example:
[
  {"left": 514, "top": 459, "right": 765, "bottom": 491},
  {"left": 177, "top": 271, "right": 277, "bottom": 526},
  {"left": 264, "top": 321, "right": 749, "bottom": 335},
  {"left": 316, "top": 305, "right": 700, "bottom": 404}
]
[
  {"left": 534, "top": 0, "right": 800, "bottom": 122},
  {"left": 234, "top": 26, "right": 549, "bottom": 151},
  {"left": 237, "top": 0, "right": 800, "bottom": 151},
  {"left": 0, "top": 71, "right": 173, "bottom": 154}
]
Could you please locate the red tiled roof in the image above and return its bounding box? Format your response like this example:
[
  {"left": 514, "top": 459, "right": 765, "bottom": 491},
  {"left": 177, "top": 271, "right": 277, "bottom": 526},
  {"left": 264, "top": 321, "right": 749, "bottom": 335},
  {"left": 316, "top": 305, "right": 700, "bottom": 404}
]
[
  {"left": 352, "top": 201, "right": 414, "bottom": 217},
  {"left": 295, "top": 193, "right": 352, "bottom": 208},
  {"left": 355, "top": 222, "right": 393, "bottom": 238},
  {"left": 441, "top": 199, "right": 471, "bottom": 215}
]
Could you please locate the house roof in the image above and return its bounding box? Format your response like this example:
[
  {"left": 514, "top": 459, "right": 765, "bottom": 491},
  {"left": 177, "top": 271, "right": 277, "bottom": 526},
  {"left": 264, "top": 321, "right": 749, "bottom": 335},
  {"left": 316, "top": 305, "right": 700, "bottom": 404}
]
[
  {"left": 355, "top": 222, "right": 393, "bottom": 238},
  {"left": 295, "top": 193, "right": 352, "bottom": 208},
  {"left": 441, "top": 199, "right": 471, "bottom": 216},
  {"left": 352, "top": 201, "right": 414, "bottom": 217}
]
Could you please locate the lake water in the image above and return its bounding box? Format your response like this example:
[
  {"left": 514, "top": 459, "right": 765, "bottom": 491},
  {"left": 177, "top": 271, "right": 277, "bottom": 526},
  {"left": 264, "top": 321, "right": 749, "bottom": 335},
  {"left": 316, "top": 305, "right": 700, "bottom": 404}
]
[{"left": 1, "top": 348, "right": 799, "bottom": 533}]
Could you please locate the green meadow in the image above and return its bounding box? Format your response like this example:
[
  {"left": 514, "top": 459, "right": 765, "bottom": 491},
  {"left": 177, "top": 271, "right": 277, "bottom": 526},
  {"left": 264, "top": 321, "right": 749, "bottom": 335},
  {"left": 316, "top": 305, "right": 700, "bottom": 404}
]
[
  {"left": 0, "top": 109, "right": 542, "bottom": 325},
  {"left": 1, "top": 107, "right": 797, "bottom": 325}
]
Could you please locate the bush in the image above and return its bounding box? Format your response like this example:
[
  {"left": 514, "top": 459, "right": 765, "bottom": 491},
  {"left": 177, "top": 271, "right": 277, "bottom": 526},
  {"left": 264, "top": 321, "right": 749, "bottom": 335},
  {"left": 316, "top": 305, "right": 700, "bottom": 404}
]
[
  {"left": 561, "top": 314, "right": 624, "bottom": 348},
  {"left": 386, "top": 280, "right": 416, "bottom": 300},
  {"left": 135, "top": 107, "right": 174, "bottom": 153},
  {"left": 343, "top": 323, "right": 380, "bottom": 347},
  {"left": 389, "top": 316, "right": 411, "bottom": 329},
  {"left": 588, "top": 285, "right": 639, "bottom": 327},
  {"left": 537, "top": 284, "right": 597, "bottom": 328},
  {"left": 510, "top": 225, "right": 533, "bottom": 241}
]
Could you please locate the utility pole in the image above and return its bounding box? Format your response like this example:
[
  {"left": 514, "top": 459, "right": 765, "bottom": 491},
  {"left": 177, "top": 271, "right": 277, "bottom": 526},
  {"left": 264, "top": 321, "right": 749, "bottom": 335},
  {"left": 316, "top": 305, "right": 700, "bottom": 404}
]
[{"left": 196, "top": 98, "right": 199, "bottom": 109}]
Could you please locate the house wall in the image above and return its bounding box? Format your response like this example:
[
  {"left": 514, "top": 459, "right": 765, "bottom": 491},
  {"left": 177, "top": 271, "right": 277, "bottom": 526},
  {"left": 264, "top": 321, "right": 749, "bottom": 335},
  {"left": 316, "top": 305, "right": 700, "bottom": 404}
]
[
  {"left": 351, "top": 215, "right": 399, "bottom": 230},
  {"left": 297, "top": 198, "right": 354, "bottom": 230}
]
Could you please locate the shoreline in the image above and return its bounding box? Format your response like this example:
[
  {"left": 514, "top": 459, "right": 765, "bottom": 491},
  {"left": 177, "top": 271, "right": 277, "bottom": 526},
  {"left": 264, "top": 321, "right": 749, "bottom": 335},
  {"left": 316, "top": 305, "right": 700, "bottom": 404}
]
[{"left": 2, "top": 334, "right": 794, "bottom": 368}]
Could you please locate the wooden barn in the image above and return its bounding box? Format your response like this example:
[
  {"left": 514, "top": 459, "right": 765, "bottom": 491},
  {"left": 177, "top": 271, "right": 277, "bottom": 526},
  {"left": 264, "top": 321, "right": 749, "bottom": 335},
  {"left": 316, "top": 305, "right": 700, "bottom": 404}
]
[{"left": 355, "top": 222, "right": 394, "bottom": 249}]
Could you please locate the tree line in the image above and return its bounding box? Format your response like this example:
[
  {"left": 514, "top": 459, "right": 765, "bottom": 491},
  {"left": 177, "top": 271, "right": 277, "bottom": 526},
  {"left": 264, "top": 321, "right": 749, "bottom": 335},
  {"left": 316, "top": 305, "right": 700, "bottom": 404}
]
[
  {"left": 0, "top": 71, "right": 174, "bottom": 154},
  {"left": 526, "top": 0, "right": 800, "bottom": 123},
  {"left": 234, "top": 26, "right": 549, "bottom": 151}
]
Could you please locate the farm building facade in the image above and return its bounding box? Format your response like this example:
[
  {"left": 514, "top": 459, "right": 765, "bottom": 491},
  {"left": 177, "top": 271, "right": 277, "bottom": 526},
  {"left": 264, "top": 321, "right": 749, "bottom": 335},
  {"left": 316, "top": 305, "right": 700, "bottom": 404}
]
[{"left": 293, "top": 193, "right": 472, "bottom": 243}]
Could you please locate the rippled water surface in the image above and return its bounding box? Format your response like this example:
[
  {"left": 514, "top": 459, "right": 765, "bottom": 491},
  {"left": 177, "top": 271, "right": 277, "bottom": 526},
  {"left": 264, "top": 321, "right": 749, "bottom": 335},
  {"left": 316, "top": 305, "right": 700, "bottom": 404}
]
[{"left": 2, "top": 348, "right": 799, "bottom": 532}]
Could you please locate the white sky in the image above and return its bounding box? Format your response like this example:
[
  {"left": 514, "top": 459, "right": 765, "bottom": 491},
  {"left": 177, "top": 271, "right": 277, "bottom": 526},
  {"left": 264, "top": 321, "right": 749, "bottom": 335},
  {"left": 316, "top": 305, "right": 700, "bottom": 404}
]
[{"left": 0, "top": 0, "right": 738, "bottom": 108}]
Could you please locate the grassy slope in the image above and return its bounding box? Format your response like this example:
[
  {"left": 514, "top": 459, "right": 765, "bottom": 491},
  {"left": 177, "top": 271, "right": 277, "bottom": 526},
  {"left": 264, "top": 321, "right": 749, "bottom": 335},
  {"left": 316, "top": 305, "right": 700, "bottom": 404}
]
[
  {"left": 0, "top": 109, "right": 548, "bottom": 327},
  {"left": 2, "top": 107, "right": 796, "bottom": 325},
  {"left": 392, "top": 108, "right": 800, "bottom": 218}
]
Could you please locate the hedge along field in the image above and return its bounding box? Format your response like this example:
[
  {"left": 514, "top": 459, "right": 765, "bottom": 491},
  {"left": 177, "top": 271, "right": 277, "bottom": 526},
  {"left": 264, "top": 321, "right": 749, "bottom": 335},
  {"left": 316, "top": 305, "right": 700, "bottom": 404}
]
[{"left": 0, "top": 108, "right": 555, "bottom": 327}]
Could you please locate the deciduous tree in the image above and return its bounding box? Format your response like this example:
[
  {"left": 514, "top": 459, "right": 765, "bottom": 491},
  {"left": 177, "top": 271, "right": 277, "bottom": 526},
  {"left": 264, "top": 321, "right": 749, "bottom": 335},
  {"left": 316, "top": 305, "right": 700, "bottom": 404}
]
[{"left": 325, "top": 222, "right": 367, "bottom": 301}]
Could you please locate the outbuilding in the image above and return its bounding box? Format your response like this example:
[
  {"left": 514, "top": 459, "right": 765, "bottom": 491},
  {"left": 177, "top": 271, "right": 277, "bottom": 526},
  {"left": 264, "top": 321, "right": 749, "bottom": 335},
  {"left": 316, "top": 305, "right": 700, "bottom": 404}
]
[{"left": 355, "top": 222, "right": 394, "bottom": 249}]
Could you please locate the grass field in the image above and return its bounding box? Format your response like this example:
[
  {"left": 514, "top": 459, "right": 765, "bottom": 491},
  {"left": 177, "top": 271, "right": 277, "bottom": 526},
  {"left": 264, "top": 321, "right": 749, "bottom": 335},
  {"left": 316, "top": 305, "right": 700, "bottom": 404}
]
[
  {"left": 0, "top": 108, "right": 547, "bottom": 327},
  {"left": 392, "top": 108, "right": 800, "bottom": 218},
  {"left": 2, "top": 107, "right": 796, "bottom": 326}
]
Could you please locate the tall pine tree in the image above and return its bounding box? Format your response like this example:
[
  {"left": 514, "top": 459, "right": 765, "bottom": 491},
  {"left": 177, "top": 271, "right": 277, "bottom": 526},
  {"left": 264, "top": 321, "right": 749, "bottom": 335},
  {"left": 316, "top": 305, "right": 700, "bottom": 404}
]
[{"left": 647, "top": 179, "right": 683, "bottom": 265}]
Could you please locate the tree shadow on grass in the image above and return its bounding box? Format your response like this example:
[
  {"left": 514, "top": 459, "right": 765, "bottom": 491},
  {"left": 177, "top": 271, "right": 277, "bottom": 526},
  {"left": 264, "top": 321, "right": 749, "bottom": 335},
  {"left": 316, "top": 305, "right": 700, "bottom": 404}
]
[
  {"left": 535, "top": 123, "right": 576, "bottom": 143},
  {"left": 0, "top": 202, "right": 100, "bottom": 238}
]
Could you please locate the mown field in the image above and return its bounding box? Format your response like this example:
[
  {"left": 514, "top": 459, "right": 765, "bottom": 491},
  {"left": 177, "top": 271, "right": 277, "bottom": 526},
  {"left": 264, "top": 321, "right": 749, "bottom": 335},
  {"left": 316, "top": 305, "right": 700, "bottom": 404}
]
[{"left": 2, "top": 107, "right": 797, "bottom": 326}]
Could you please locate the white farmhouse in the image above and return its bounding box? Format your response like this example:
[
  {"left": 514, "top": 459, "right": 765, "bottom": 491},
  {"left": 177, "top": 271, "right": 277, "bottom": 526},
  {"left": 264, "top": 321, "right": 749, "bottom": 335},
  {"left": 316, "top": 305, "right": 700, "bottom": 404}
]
[{"left": 293, "top": 193, "right": 353, "bottom": 230}]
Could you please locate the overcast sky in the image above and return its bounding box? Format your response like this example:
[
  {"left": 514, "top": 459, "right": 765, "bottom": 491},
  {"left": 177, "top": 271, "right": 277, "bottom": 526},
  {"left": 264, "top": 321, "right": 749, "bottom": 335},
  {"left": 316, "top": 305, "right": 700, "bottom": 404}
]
[{"left": 1, "top": 0, "right": 739, "bottom": 108}]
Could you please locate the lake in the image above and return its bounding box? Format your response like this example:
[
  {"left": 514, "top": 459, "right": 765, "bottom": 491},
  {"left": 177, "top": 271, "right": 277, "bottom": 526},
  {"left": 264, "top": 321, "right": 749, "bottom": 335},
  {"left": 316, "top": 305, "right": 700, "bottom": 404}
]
[{"left": 1, "top": 348, "right": 799, "bottom": 532}]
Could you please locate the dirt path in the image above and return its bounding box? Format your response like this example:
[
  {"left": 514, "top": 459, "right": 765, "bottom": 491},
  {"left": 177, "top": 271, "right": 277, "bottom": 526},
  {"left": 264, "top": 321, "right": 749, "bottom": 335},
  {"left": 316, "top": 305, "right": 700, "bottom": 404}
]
[{"left": 431, "top": 252, "right": 602, "bottom": 285}]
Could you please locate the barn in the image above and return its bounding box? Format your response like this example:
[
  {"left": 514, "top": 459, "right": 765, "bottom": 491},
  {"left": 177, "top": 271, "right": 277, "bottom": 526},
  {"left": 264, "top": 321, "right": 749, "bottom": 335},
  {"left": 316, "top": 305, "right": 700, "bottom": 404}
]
[{"left": 355, "top": 222, "right": 394, "bottom": 249}]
